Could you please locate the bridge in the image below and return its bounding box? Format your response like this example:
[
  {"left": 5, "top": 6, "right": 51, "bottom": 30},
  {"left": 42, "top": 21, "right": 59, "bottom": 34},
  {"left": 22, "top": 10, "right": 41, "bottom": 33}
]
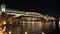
[{"left": 0, "top": 4, "right": 60, "bottom": 34}]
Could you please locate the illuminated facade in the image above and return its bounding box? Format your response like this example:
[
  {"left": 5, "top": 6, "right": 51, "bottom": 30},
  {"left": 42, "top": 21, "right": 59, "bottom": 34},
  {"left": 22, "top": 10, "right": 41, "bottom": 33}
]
[{"left": 0, "top": 4, "right": 56, "bottom": 34}]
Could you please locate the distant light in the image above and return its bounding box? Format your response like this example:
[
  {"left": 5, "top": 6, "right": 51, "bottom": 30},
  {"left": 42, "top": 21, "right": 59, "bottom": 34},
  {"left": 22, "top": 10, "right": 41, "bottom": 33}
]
[
  {"left": 32, "top": 18, "right": 35, "bottom": 20},
  {"left": 41, "top": 32, "right": 45, "bottom": 34},
  {"left": 3, "top": 21, "right": 6, "bottom": 25},
  {"left": 26, "top": 13, "right": 29, "bottom": 14},
  {"left": 6, "top": 13, "right": 10, "bottom": 14},
  {"left": 25, "top": 32, "right": 27, "bottom": 34},
  {"left": 59, "top": 21, "right": 60, "bottom": 24},
  {"left": 27, "top": 17, "right": 31, "bottom": 20},
  {"left": 32, "top": 21, "right": 34, "bottom": 24},
  {"left": 9, "top": 31, "right": 11, "bottom": 34},
  {"left": 16, "top": 14, "right": 20, "bottom": 16},
  {"left": 59, "top": 21, "right": 60, "bottom": 27}
]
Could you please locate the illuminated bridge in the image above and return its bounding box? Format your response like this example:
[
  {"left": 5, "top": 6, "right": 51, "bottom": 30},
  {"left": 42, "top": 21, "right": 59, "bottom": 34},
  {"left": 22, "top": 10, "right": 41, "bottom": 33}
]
[{"left": 0, "top": 4, "right": 59, "bottom": 34}]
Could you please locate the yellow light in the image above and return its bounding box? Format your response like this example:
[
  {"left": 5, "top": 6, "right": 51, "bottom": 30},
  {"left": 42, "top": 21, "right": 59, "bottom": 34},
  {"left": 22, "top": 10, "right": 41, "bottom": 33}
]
[
  {"left": 32, "top": 18, "right": 35, "bottom": 20},
  {"left": 25, "top": 32, "right": 27, "bottom": 34},
  {"left": 3, "top": 21, "right": 6, "bottom": 25},
  {"left": 26, "top": 13, "right": 29, "bottom": 14},
  {"left": 7, "top": 13, "right": 10, "bottom": 14},
  {"left": 9, "top": 31, "right": 11, "bottom": 34},
  {"left": 41, "top": 32, "right": 45, "bottom": 34},
  {"left": 27, "top": 17, "right": 31, "bottom": 20}
]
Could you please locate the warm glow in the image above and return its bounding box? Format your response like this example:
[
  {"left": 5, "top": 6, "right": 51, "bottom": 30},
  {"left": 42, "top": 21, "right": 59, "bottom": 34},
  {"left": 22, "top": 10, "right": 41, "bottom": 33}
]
[
  {"left": 7, "top": 13, "right": 10, "bottom": 14},
  {"left": 15, "top": 14, "right": 20, "bottom": 17},
  {"left": 9, "top": 31, "right": 11, "bottom": 34},
  {"left": 3, "top": 21, "right": 6, "bottom": 25},
  {"left": 41, "top": 32, "right": 45, "bottom": 34},
  {"left": 25, "top": 32, "right": 27, "bottom": 34},
  {"left": 32, "top": 18, "right": 37, "bottom": 20},
  {"left": 32, "top": 18, "right": 35, "bottom": 20},
  {"left": 32, "top": 21, "right": 34, "bottom": 24},
  {"left": 59, "top": 21, "right": 60, "bottom": 27},
  {"left": 27, "top": 17, "right": 31, "bottom": 20},
  {"left": 26, "top": 13, "right": 29, "bottom": 14},
  {"left": 0, "top": 31, "right": 3, "bottom": 34}
]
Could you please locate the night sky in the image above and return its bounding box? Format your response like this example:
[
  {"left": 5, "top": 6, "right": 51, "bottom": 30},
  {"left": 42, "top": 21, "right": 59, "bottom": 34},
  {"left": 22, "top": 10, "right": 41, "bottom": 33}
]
[{"left": 0, "top": 0, "right": 59, "bottom": 17}]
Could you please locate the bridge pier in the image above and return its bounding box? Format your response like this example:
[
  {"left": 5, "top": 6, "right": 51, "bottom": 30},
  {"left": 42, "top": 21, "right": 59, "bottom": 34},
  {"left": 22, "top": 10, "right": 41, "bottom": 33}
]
[{"left": 55, "top": 18, "right": 59, "bottom": 34}]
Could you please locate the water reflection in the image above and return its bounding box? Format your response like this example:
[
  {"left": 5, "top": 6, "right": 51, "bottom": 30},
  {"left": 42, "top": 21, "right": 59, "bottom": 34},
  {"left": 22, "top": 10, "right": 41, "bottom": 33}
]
[{"left": 0, "top": 21, "right": 57, "bottom": 34}]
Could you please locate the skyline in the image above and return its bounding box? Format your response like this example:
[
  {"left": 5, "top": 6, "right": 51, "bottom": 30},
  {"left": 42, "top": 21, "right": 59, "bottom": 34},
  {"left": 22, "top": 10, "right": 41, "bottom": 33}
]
[{"left": 0, "top": 0, "right": 59, "bottom": 17}]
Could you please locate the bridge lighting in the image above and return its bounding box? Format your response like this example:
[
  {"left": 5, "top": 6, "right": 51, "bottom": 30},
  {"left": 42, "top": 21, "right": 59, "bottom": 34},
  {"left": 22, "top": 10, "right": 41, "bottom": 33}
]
[
  {"left": 16, "top": 14, "right": 20, "bottom": 16},
  {"left": 59, "top": 21, "right": 60, "bottom": 27},
  {"left": 6, "top": 13, "right": 10, "bottom": 14},
  {"left": 26, "top": 13, "right": 29, "bottom": 14}
]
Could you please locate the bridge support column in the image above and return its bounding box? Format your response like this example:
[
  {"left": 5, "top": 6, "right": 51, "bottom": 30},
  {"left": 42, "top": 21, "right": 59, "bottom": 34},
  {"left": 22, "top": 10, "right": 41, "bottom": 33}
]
[{"left": 55, "top": 18, "right": 59, "bottom": 34}]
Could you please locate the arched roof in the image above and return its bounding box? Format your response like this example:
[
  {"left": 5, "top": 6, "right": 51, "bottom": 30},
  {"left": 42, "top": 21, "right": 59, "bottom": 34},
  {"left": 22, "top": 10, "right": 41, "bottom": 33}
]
[
  {"left": 6, "top": 9, "right": 43, "bottom": 17},
  {"left": 0, "top": 8, "right": 54, "bottom": 20}
]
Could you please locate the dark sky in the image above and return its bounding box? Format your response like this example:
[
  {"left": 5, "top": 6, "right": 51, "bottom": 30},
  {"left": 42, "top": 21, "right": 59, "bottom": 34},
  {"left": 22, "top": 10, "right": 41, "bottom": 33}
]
[{"left": 0, "top": 0, "right": 60, "bottom": 17}]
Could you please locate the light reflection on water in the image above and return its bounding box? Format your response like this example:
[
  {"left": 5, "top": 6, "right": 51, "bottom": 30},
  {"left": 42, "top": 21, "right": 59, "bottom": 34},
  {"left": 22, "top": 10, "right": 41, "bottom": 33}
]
[{"left": 0, "top": 22, "right": 56, "bottom": 34}]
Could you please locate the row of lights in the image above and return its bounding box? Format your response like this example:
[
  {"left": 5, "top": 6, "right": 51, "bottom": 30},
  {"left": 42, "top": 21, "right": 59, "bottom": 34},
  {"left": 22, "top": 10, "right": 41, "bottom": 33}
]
[{"left": 25, "top": 32, "right": 45, "bottom": 34}]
